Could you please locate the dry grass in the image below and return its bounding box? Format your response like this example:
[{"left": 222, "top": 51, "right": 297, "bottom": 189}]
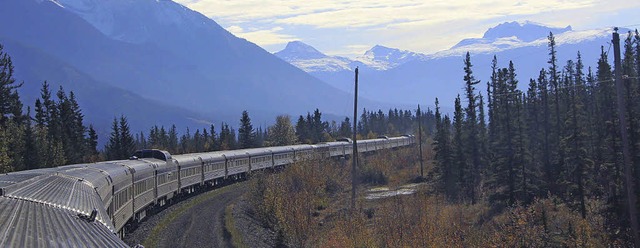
[{"left": 248, "top": 146, "right": 615, "bottom": 247}]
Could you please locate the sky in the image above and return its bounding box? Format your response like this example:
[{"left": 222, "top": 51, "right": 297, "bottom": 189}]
[{"left": 175, "top": 0, "right": 640, "bottom": 58}]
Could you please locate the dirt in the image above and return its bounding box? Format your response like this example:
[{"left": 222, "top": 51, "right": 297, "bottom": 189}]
[
  {"left": 232, "top": 196, "right": 280, "bottom": 248},
  {"left": 124, "top": 183, "right": 278, "bottom": 248}
]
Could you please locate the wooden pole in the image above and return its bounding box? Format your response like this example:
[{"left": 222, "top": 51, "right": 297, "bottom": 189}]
[
  {"left": 351, "top": 67, "right": 359, "bottom": 212},
  {"left": 613, "top": 28, "right": 640, "bottom": 246},
  {"left": 418, "top": 105, "right": 424, "bottom": 178}
]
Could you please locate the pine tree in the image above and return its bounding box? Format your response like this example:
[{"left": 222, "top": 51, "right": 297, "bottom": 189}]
[
  {"left": 23, "top": 108, "right": 38, "bottom": 170},
  {"left": 338, "top": 117, "right": 352, "bottom": 138},
  {"left": 105, "top": 118, "right": 121, "bottom": 160},
  {"left": 452, "top": 95, "right": 466, "bottom": 202},
  {"left": 0, "top": 44, "right": 23, "bottom": 126},
  {"left": 180, "top": 127, "right": 192, "bottom": 153},
  {"left": 86, "top": 125, "right": 99, "bottom": 162},
  {"left": 560, "top": 52, "right": 592, "bottom": 218},
  {"left": 295, "top": 115, "right": 308, "bottom": 144},
  {"left": 119, "top": 116, "right": 135, "bottom": 158},
  {"left": 238, "top": 110, "right": 255, "bottom": 149},
  {"left": 209, "top": 124, "right": 218, "bottom": 151},
  {"left": 168, "top": 125, "right": 178, "bottom": 154},
  {"left": 434, "top": 98, "right": 456, "bottom": 199},
  {"left": 462, "top": 52, "right": 481, "bottom": 204},
  {"left": 0, "top": 44, "right": 25, "bottom": 172}
]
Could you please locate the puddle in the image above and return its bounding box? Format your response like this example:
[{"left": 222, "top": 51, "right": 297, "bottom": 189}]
[{"left": 365, "top": 183, "right": 423, "bottom": 200}]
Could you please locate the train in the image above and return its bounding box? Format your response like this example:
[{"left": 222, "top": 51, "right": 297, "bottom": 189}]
[{"left": 0, "top": 135, "right": 415, "bottom": 247}]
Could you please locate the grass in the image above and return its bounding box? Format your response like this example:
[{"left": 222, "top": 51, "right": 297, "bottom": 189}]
[
  {"left": 224, "top": 203, "right": 247, "bottom": 248},
  {"left": 143, "top": 183, "right": 240, "bottom": 247}
]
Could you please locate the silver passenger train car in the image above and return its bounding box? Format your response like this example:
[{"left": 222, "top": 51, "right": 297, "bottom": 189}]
[{"left": 0, "top": 135, "right": 414, "bottom": 246}]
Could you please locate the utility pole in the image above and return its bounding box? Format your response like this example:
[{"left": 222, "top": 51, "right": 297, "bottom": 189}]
[
  {"left": 613, "top": 27, "right": 640, "bottom": 247},
  {"left": 351, "top": 67, "right": 359, "bottom": 213},
  {"left": 417, "top": 105, "right": 424, "bottom": 178}
]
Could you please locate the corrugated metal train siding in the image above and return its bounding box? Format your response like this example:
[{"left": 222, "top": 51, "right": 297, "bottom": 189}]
[
  {"left": 0, "top": 197, "right": 127, "bottom": 248},
  {"left": 4, "top": 175, "right": 114, "bottom": 232}
]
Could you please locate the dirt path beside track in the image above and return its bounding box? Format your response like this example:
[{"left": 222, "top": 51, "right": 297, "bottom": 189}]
[{"left": 124, "top": 183, "right": 247, "bottom": 248}]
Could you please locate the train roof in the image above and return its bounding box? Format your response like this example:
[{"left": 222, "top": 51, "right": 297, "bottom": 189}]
[
  {"left": 3, "top": 173, "right": 114, "bottom": 232},
  {"left": 0, "top": 197, "right": 127, "bottom": 247}
]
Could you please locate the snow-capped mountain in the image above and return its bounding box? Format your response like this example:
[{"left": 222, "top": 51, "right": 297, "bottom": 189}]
[
  {"left": 436, "top": 21, "right": 609, "bottom": 58},
  {"left": 275, "top": 42, "right": 427, "bottom": 72},
  {"left": 274, "top": 41, "right": 353, "bottom": 72},
  {"left": 277, "top": 21, "right": 621, "bottom": 109},
  {"left": 357, "top": 45, "right": 429, "bottom": 70}
]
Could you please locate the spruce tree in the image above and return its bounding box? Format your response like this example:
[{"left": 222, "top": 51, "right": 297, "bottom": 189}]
[
  {"left": 238, "top": 110, "right": 255, "bottom": 149},
  {"left": 119, "top": 116, "right": 136, "bottom": 158},
  {"left": 295, "top": 115, "right": 308, "bottom": 144},
  {"left": 105, "top": 118, "right": 121, "bottom": 160},
  {"left": 87, "top": 125, "right": 99, "bottom": 162},
  {"left": 462, "top": 52, "right": 481, "bottom": 204},
  {"left": 452, "top": 95, "right": 465, "bottom": 202},
  {"left": 168, "top": 125, "right": 178, "bottom": 154}
]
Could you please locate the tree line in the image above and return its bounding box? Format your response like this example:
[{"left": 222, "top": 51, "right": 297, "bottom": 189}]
[
  {"left": 0, "top": 45, "right": 99, "bottom": 173},
  {"left": 432, "top": 30, "right": 640, "bottom": 242},
  {"left": 107, "top": 107, "right": 435, "bottom": 159}
]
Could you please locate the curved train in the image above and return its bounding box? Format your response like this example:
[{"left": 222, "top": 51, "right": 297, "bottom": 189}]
[{"left": 0, "top": 135, "right": 414, "bottom": 247}]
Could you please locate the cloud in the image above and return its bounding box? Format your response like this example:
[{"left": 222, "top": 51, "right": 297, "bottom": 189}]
[
  {"left": 225, "top": 26, "right": 298, "bottom": 47},
  {"left": 175, "top": 0, "right": 640, "bottom": 57},
  {"left": 178, "top": 0, "right": 600, "bottom": 28}
]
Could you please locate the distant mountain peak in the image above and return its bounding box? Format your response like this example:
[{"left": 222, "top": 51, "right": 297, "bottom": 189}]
[
  {"left": 483, "top": 21, "right": 572, "bottom": 42},
  {"left": 275, "top": 41, "right": 327, "bottom": 60},
  {"left": 359, "top": 45, "right": 426, "bottom": 69}
]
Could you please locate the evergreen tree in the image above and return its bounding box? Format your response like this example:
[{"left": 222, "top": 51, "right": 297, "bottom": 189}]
[
  {"left": 433, "top": 98, "right": 456, "bottom": 200},
  {"left": 561, "top": 52, "right": 591, "bottom": 218},
  {"left": 105, "top": 116, "right": 135, "bottom": 160},
  {"left": 209, "top": 124, "right": 218, "bottom": 151},
  {"left": 180, "top": 127, "right": 192, "bottom": 153},
  {"left": 295, "top": 115, "right": 309, "bottom": 144},
  {"left": 119, "top": 116, "right": 136, "bottom": 158},
  {"left": 86, "top": 125, "right": 99, "bottom": 162},
  {"left": 238, "top": 110, "right": 255, "bottom": 149},
  {"left": 338, "top": 117, "right": 352, "bottom": 138},
  {"left": 168, "top": 125, "right": 178, "bottom": 154},
  {"left": 0, "top": 44, "right": 23, "bottom": 126},
  {"left": 462, "top": 52, "right": 481, "bottom": 204},
  {"left": 452, "top": 95, "right": 466, "bottom": 202},
  {"left": 23, "top": 108, "right": 38, "bottom": 170},
  {"left": 0, "top": 44, "right": 25, "bottom": 172},
  {"left": 105, "top": 118, "right": 121, "bottom": 160}
]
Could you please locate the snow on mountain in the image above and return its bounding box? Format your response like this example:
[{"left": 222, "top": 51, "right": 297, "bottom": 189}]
[
  {"left": 275, "top": 42, "right": 427, "bottom": 72},
  {"left": 275, "top": 41, "right": 327, "bottom": 60},
  {"left": 483, "top": 21, "right": 571, "bottom": 42},
  {"left": 281, "top": 21, "right": 609, "bottom": 74},
  {"left": 435, "top": 21, "right": 607, "bottom": 58},
  {"left": 274, "top": 41, "right": 353, "bottom": 72},
  {"left": 276, "top": 21, "right": 619, "bottom": 110},
  {"left": 357, "top": 45, "right": 428, "bottom": 70}
]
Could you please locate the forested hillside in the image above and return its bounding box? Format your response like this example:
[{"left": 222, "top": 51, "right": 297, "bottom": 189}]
[
  {"left": 0, "top": 45, "right": 98, "bottom": 172},
  {"left": 433, "top": 30, "right": 640, "bottom": 243}
]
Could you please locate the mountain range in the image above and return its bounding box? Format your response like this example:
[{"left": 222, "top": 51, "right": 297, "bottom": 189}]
[
  {"left": 0, "top": 0, "right": 386, "bottom": 143},
  {"left": 0, "top": 0, "right": 625, "bottom": 143},
  {"left": 275, "top": 21, "right": 620, "bottom": 109}
]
